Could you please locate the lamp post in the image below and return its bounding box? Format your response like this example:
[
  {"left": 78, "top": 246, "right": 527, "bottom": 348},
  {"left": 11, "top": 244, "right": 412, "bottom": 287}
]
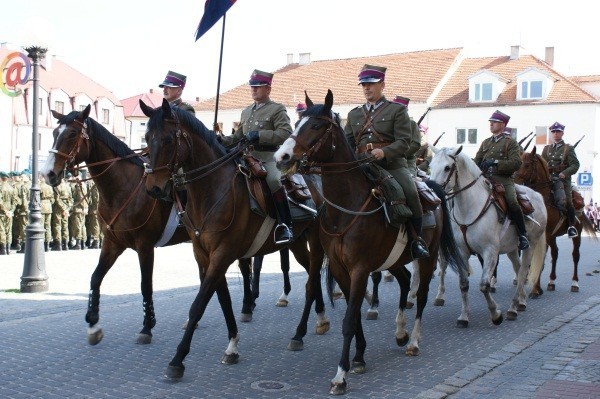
[{"left": 20, "top": 45, "right": 48, "bottom": 293}]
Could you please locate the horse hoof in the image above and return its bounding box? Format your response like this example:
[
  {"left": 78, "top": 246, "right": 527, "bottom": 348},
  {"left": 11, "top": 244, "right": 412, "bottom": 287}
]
[
  {"left": 287, "top": 339, "right": 304, "bottom": 351},
  {"left": 366, "top": 309, "right": 378, "bottom": 320},
  {"left": 406, "top": 301, "right": 414, "bottom": 309},
  {"left": 165, "top": 364, "right": 185, "bottom": 379},
  {"left": 221, "top": 352, "right": 240, "bottom": 365},
  {"left": 332, "top": 292, "right": 344, "bottom": 300},
  {"left": 490, "top": 287, "right": 496, "bottom": 293},
  {"left": 434, "top": 298, "right": 445, "bottom": 306},
  {"left": 276, "top": 299, "right": 288, "bottom": 307},
  {"left": 329, "top": 380, "right": 347, "bottom": 395},
  {"left": 396, "top": 334, "right": 410, "bottom": 347},
  {"left": 316, "top": 320, "right": 330, "bottom": 335},
  {"left": 239, "top": 313, "right": 252, "bottom": 323},
  {"left": 506, "top": 311, "right": 517, "bottom": 321},
  {"left": 383, "top": 274, "right": 394, "bottom": 282},
  {"left": 136, "top": 333, "right": 152, "bottom": 345},
  {"left": 351, "top": 361, "right": 366, "bottom": 374},
  {"left": 528, "top": 292, "right": 542, "bottom": 299},
  {"left": 547, "top": 284, "right": 555, "bottom": 291},
  {"left": 405, "top": 346, "right": 420, "bottom": 356},
  {"left": 456, "top": 320, "right": 469, "bottom": 328},
  {"left": 517, "top": 304, "right": 527, "bottom": 312},
  {"left": 87, "top": 327, "right": 104, "bottom": 345},
  {"left": 492, "top": 314, "right": 504, "bottom": 326},
  {"left": 571, "top": 286, "right": 579, "bottom": 293}
]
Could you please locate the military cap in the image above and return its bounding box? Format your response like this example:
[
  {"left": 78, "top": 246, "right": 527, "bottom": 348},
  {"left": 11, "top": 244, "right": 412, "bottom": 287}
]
[
  {"left": 358, "top": 64, "right": 386, "bottom": 84},
  {"left": 248, "top": 69, "right": 273, "bottom": 87},
  {"left": 0, "top": 171, "right": 9, "bottom": 178},
  {"left": 549, "top": 122, "right": 565, "bottom": 132},
  {"left": 392, "top": 95, "right": 410, "bottom": 107},
  {"left": 295, "top": 103, "right": 307, "bottom": 112},
  {"left": 159, "top": 70, "right": 187, "bottom": 89},
  {"left": 489, "top": 110, "right": 510, "bottom": 124}
]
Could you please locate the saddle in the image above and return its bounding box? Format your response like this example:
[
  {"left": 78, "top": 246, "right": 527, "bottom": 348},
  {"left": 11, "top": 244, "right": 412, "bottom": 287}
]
[{"left": 488, "top": 180, "right": 535, "bottom": 216}]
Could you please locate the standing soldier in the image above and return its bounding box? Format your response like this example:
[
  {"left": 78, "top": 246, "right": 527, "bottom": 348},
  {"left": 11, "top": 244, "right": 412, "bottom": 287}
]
[
  {"left": 474, "top": 110, "right": 528, "bottom": 250},
  {"left": 39, "top": 174, "right": 55, "bottom": 252},
  {"left": 85, "top": 179, "right": 101, "bottom": 249},
  {"left": 344, "top": 65, "right": 429, "bottom": 258},
  {"left": 542, "top": 122, "right": 580, "bottom": 238},
  {"left": 69, "top": 178, "right": 88, "bottom": 250},
  {"left": 15, "top": 173, "right": 30, "bottom": 253},
  {"left": 51, "top": 178, "right": 72, "bottom": 251},
  {"left": 9, "top": 172, "right": 22, "bottom": 252},
  {"left": 0, "top": 172, "right": 18, "bottom": 255}
]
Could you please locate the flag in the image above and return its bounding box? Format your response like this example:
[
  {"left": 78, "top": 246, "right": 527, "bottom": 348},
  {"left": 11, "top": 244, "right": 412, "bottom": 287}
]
[{"left": 195, "top": 0, "right": 237, "bottom": 41}]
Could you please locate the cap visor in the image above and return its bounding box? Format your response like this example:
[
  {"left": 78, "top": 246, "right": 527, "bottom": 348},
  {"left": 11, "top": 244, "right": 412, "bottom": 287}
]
[
  {"left": 159, "top": 82, "right": 179, "bottom": 88},
  {"left": 358, "top": 77, "right": 382, "bottom": 85}
]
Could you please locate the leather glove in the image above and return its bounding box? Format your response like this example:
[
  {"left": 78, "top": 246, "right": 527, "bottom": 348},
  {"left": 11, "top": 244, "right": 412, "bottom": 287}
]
[
  {"left": 480, "top": 159, "right": 497, "bottom": 171},
  {"left": 245, "top": 131, "right": 260, "bottom": 144}
]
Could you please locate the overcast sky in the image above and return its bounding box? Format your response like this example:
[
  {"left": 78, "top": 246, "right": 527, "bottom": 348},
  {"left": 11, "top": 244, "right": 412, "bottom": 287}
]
[{"left": 2, "top": 0, "right": 597, "bottom": 101}]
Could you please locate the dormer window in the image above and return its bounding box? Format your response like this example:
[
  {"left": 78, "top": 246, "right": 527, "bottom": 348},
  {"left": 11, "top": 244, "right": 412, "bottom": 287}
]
[
  {"left": 475, "top": 83, "right": 493, "bottom": 101},
  {"left": 516, "top": 68, "right": 554, "bottom": 101},
  {"left": 468, "top": 70, "right": 507, "bottom": 103},
  {"left": 521, "top": 80, "right": 543, "bottom": 99}
]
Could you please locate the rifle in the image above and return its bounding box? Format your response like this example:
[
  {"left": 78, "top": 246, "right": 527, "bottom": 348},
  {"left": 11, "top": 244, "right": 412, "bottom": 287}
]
[
  {"left": 573, "top": 135, "right": 585, "bottom": 148},
  {"left": 518, "top": 131, "right": 533, "bottom": 146},
  {"left": 417, "top": 107, "right": 432, "bottom": 126},
  {"left": 523, "top": 137, "right": 534, "bottom": 152},
  {"left": 432, "top": 132, "right": 445, "bottom": 147}
]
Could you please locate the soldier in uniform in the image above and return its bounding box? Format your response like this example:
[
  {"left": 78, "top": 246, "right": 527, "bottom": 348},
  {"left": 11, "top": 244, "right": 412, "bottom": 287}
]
[
  {"left": 85, "top": 179, "right": 101, "bottom": 248},
  {"left": 220, "top": 69, "right": 294, "bottom": 244},
  {"left": 415, "top": 125, "right": 433, "bottom": 174},
  {"left": 542, "top": 122, "right": 580, "bottom": 238},
  {"left": 14, "top": 172, "right": 30, "bottom": 253},
  {"left": 51, "top": 178, "right": 72, "bottom": 251},
  {"left": 474, "top": 110, "right": 528, "bottom": 250},
  {"left": 343, "top": 65, "right": 429, "bottom": 258},
  {"left": 69, "top": 177, "right": 88, "bottom": 250},
  {"left": 0, "top": 172, "right": 18, "bottom": 255},
  {"left": 39, "top": 174, "right": 55, "bottom": 251},
  {"left": 392, "top": 96, "right": 422, "bottom": 178},
  {"left": 159, "top": 70, "right": 195, "bottom": 114}
]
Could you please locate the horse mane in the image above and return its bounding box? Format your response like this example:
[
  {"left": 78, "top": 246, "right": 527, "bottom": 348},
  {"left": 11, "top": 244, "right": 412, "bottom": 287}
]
[
  {"left": 533, "top": 152, "right": 551, "bottom": 178},
  {"left": 147, "top": 106, "right": 226, "bottom": 157},
  {"left": 456, "top": 149, "right": 483, "bottom": 177},
  {"left": 57, "top": 111, "right": 144, "bottom": 167}
]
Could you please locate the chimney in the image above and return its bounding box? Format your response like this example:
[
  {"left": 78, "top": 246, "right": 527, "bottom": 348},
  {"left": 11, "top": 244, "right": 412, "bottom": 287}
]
[
  {"left": 510, "top": 45, "right": 520, "bottom": 60},
  {"left": 287, "top": 53, "right": 294, "bottom": 65},
  {"left": 299, "top": 52, "right": 311, "bottom": 65},
  {"left": 545, "top": 47, "right": 554, "bottom": 67},
  {"left": 150, "top": 89, "right": 153, "bottom": 94},
  {"left": 195, "top": 96, "right": 200, "bottom": 102}
]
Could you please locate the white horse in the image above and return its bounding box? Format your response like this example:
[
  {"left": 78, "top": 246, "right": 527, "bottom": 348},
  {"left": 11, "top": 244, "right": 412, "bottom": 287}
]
[{"left": 429, "top": 146, "right": 547, "bottom": 327}]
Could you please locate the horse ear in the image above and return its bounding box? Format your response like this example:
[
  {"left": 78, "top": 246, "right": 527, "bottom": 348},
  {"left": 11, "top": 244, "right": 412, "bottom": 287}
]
[
  {"left": 51, "top": 110, "right": 64, "bottom": 121},
  {"left": 324, "top": 90, "right": 333, "bottom": 114},
  {"left": 531, "top": 146, "right": 537, "bottom": 155},
  {"left": 454, "top": 145, "right": 463, "bottom": 157},
  {"left": 161, "top": 98, "right": 173, "bottom": 118},
  {"left": 139, "top": 99, "right": 155, "bottom": 117},
  {"left": 430, "top": 145, "right": 439, "bottom": 154},
  {"left": 305, "top": 90, "right": 313, "bottom": 108},
  {"left": 80, "top": 104, "right": 91, "bottom": 120}
]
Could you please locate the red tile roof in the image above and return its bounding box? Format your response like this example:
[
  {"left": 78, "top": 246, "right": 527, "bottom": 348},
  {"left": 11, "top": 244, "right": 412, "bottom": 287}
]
[
  {"left": 433, "top": 55, "right": 596, "bottom": 108},
  {"left": 569, "top": 75, "right": 600, "bottom": 84},
  {"left": 195, "top": 48, "right": 463, "bottom": 111},
  {"left": 121, "top": 90, "right": 165, "bottom": 117}
]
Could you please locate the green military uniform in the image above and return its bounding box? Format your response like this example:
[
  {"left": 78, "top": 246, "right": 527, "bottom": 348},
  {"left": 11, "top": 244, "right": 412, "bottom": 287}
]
[
  {"left": 69, "top": 181, "right": 88, "bottom": 249},
  {"left": 85, "top": 180, "right": 101, "bottom": 248},
  {"left": 13, "top": 174, "right": 30, "bottom": 252},
  {"left": 172, "top": 98, "right": 195, "bottom": 114},
  {"left": 51, "top": 179, "right": 72, "bottom": 250},
  {"left": 406, "top": 119, "right": 423, "bottom": 177},
  {"left": 0, "top": 173, "right": 18, "bottom": 255},
  {"left": 39, "top": 178, "right": 55, "bottom": 250}
]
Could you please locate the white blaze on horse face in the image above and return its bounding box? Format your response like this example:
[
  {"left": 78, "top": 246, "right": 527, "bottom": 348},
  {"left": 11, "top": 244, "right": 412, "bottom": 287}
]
[
  {"left": 41, "top": 124, "right": 66, "bottom": 180},
  {"left": 275, "top": 119, "right": 307, "bottom": 163}
]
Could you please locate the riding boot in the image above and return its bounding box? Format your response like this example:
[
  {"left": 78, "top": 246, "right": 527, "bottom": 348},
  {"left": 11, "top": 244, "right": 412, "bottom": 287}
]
[
  {"left": 272, "top": 187, "right": 293, "bottom": 244},
  {"left": 509, "top": 208, "right": 529, "bottom": 250},
  {"left": 0, "top": 243, "right": 6, "bottom": 255},
  {"left": 566, "top": 205, "right": 578, "bottom": 238},
  {"left": 410, "top": 217, "right": 430, "bottom": 259}
]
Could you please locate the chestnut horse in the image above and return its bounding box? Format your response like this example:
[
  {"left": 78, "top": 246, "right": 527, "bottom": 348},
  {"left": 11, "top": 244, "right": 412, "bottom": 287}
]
[
  {"left": 514, "top": 147, "right": 596, "bottom": 295},
  {"left": 274, "top": 90, "right": 469, "bottom": 395},
  {"left": 140, "top": 99, "right": 327, "bottom": 378}
]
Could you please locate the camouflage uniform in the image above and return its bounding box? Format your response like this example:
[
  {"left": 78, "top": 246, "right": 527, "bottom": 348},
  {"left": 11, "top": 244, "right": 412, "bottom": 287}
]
[
  {"left": 51, "top": 179, "right": 72, "bottom": 250},
  {"left": 85, "top": 180, "right": 101, "bottom": 248},
  {"left": 39, "top": 178, "right": 55, "bottom": 251},
  {"left": 13, "top": 175, "right": 30, "bottom": 252},
  {"left": 69, "top": 181, "right": 88, "bottom": 249},
  {"left": 0, "top": 174, "right": 18, "bottom": 254}
]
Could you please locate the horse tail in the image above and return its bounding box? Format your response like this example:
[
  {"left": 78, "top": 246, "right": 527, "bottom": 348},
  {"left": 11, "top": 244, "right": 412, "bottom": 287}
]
[
  {"left": 527, "top": 229, "right": 547, "bottom": 288},
  {"left": 425, "top": 180, "right": 469, "bottom": 276},
  {"left": 581, "top": 212, "right": 598, "bottom": 240},
  {"left": 322, "top": 255, "right": 336, "bottom": 307}
]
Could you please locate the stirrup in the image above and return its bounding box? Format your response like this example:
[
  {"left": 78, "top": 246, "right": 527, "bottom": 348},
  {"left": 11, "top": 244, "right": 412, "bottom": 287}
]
[
  {"left": 518, "top": 235, "right": 530, "bottom": 250},
  {"left": 567, "top": 226, "right": 578, "bottom": 238},
  {"left": 274, "top": 223, "right": 292, "bottom": 244}
]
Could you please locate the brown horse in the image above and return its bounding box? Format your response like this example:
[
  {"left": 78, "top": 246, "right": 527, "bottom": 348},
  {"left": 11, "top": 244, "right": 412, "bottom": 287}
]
[
  {"left": 514, "top": 146, "right": 596, "bottom": 296},
  {"left": 41, "top": 105, "right": 251, "bottom": 346},
  {"left": 139, "top": 99, "right": 327, "bottom": 378},
  {"left": 274, "top": 90, "right": 469, "bottom": 395}
]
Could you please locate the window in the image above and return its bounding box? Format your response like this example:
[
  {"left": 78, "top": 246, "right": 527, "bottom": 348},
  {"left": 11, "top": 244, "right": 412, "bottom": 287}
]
[
  {"left": 38, "top": 98, "right": 43, "bottom": 115},
  {"left": 474, "top": 83, "right": 493, "bottom": 101},
  {"left": 505, "top": 127, "right": 517, "bottom": 140},
  {"left": 141, "top": 136, "right": 147, "bottom": 149},
  {"left": 102, "top": 109, "right": 110, "bottom": 124},
  {"left": 456, "top": 128, "right": 478, "bottom": 145},
  {"left": 521, "top": 80, "right": 543, "bottom": 99},
  {"left": 55, "top": 101, "right": 64, "bottom": 114},
  {"left": 535, "top": 126, "right": 548, "bottom": 145}
]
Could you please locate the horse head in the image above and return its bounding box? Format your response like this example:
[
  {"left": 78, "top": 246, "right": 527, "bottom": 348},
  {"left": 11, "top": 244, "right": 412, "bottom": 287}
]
[
  {"left": 514, "top": 146, "right": 550, "bottom": 187},
  {"left": 275, "top": 89, "right": 340, "bottom": 174},
  {"left": 42, "top": 105, "right": 92, "bottom": 186},
  {"left": 429, "top": 145, "right": 466, "bottom": 191}
]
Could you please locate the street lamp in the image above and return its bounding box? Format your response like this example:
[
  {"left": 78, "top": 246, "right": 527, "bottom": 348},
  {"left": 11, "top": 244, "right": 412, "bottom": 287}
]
[{"left": 20, "top": 45, "right": 48, "bottom": 293}]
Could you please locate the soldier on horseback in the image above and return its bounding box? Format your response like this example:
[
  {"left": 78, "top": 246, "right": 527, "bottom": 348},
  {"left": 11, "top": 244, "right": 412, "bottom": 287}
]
[
  {"left": 343, "top": 65, "right": 429, "bottom": 259},
  {"left": 542, "top": 122, "right": 580, "bottom": 238},
  {"left": 474, "top": 110, "right": 529, "bottom": 250}
]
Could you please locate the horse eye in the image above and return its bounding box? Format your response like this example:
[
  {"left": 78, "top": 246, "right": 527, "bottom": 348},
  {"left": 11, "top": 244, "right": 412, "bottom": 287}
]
[{"left": 444, "top": 165, "right": 451, "bottom": 172}]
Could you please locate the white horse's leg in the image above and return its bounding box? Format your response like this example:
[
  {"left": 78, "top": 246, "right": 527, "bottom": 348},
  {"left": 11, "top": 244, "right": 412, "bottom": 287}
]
[
  {"left": 383, "top": 270, "right": 394, "bottom": 282},
  {"left": 434, "top": 257, "right": 447, "bottom": 306},
  {"left": 406, "top": 318, "right": 421, "bottom": 356},
  {"left": 276, "top": 292, "right": 289, "bottom": 307},
  {"left": 506, "top": 249, "right": 525, "bottom": 320},
  {"left": 315, "top": 311, "right": 330, "bottom": 335},
  {"left": 480, "top": 251, "right": 503, "bottom": 325},
  {"left": 221, "top": 333, "right": 240, "bottom": 364},
  {"left": 407, "top": 261, "right": 419, "bottom": 309},
  {"left": 395, "top": 309, "right": 409, "bottom": 346},
  {"left": 457, "top": 257, "right": 471, "bottom": 327}
]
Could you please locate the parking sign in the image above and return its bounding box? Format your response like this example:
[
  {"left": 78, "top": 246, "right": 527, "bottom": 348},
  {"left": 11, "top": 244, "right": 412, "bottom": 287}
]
[{"left": 578, "top": 172, "right": 593, "bottom": 186}]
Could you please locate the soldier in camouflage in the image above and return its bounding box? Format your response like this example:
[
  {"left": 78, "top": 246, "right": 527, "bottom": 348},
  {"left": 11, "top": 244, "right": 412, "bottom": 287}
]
[
  {"left": 85, "top": 179, "right": 101, "bottom": 248},
  {"left": 14, "top": 173, "right": 30, "bottom": 253},
  {"left": 39, "top": 174, "right": 55, "bottom": 251},
  {"left": 51, "top": 178, "right": 72, "bottom": 251},
  {"left": 69, "top": 177, "right": 88, "bottom": 250},
  {"left": 0, "top": 172, "right": 18, "bottom": 255}
]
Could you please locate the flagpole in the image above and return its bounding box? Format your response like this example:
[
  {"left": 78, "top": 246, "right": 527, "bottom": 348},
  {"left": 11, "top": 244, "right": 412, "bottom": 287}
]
[{"left": 213, "top": 14, "right": 226, "bottom": 131}]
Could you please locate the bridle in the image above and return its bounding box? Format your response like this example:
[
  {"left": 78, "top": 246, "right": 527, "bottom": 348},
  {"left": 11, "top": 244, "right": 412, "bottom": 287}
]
[
  {"left": 514, "top": 154, "right": 552, "bottom": 190},
  {"left": 440, "top": 153, "right": 482, "bottom": 200},
  {"left": 49, "top": 119, "right": 91, "bottom": 174},
  {"left": 144, "top": 111, "right": 190, "bottom": 178}
]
